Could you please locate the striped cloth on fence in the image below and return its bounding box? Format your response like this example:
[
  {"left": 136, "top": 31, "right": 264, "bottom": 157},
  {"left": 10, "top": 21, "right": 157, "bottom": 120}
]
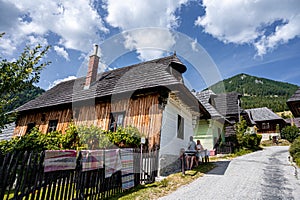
[
  {"left": 44, "top": 150, "right": 77, "bottom": 172},
  {"left": 81, "top": 150, "right": 104, "bottom": 171},
  {"left": 105, "top": 149, "right": 122, "bottom": 178},
  {"left": 120, "top": 148, "right": 134, "bottom": 190}
]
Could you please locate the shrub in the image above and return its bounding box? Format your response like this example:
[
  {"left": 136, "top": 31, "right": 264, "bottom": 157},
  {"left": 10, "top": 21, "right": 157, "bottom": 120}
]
[
  {"left": 0, "top": 124, "right": 142, "bottom": 154},
  {"left": 77, "top": 125, "right": 141, "bottom": 149},
  {"left": 243, "top": 134, "right": 262, "bottom": 150},
  {"left": 289, "top": 136, "right": 300, "bottom": 164},
  {"left": 281, "top": 125, "right": 300, "bottom": 143}
]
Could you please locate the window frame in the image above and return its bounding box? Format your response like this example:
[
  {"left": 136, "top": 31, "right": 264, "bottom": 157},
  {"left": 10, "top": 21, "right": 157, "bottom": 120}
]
[
  {"left": 177, "top": 114, "right": 184, "bottom": 139},
  {"left": 26, "top": 122, "right": 36, "bottom": 134},
  {"left": 109, "top": 112, "right": 125, "bottom": 132},
  {"left": 47, "top": 119, "right": 58, "bottom": 133},
  {"left": 262, "top": 122, "right": 270, "bottom": 130}
]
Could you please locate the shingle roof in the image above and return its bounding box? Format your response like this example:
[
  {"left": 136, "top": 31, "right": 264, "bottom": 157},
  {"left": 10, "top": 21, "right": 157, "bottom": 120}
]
[
  {"left": 287, "top": 87, "right": 300, "bottom": 102},
  {"left": 245, "top": 107, "right": 283, "bottom": 122},
  {"left": 212, "top": 92, "right": 242, "bottom": 116},
  {"left": 195, "top": 90, "right": 222, "bottom": 118},
  {"left": 16, "top": 55, "right": 209, "bottom": 117}
]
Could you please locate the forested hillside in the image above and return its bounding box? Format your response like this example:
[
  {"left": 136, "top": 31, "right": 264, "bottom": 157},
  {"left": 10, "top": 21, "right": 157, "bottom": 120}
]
[
  {"left": 208, "top": 73, "right": 299, "bottom": 112},
  {"left": 2, "top": 85, "right": 44, "bottom": 113}
]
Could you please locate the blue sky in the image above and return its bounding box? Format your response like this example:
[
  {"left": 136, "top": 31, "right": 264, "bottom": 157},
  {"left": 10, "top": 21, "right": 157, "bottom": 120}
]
[{"left": 0, "top": 0, "right": 300, "bottom": 91}]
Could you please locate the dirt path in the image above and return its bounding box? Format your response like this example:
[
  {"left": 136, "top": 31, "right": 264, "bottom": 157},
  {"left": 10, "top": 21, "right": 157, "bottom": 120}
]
[{"left": 159, "top": 146, "right": 300, "bottom": 200}]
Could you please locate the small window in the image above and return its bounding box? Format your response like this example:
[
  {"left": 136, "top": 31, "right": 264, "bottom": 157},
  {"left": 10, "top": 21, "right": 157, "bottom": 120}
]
[
  {"left": 262, "top": 122, "right": 270, "bottom": 130},
  {"left": 109, "top": 112, "right": 125, "bottom": 132},
  {"left": 177, "top": 115, "right": 184, "bottom": 139},
  {"left": 48, "top": 120, "right": 58, "bottom": 132},
  {"left": 26, "top": 123, "right": 36, "bottom": 134}
]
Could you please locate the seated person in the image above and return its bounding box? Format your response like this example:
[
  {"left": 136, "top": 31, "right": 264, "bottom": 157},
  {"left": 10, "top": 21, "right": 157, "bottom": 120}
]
[
  {"left": 196, "top": 140, "right": 204, "bottom": 163},
  {"left": 185, "top": 136, "right": 197, "bottom": 169}
]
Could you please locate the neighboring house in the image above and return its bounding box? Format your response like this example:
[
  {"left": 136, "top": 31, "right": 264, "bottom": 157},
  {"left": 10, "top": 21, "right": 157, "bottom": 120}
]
[
  {"left": 285, "top": 118, "right": 300, "bottom": 129},
  {"left": 0, "top": 123, "right": 15, "bottom": 141},
  {"left": 194, "top": 90, "right": 231, "bottom": 152},
  {"left": 14, "top": 46, "right": 210, "bottom": 176},
  {"left": 245, "top": 107, "right": 286, "bottom": 141},
  {"left": 209, "top": 91, "right": 254, "bottom": 138},
  {"left": 287, "top": 87, "right": 300, "bottom": 118},
  {"left": 211, "top": 92, "right": 246, "bottom": 124}
]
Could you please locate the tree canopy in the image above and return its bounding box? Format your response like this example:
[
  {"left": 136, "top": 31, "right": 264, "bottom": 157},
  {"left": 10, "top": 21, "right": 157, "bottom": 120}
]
[{"left": 0, "top": 33, "right": 50, "bottom": 131}]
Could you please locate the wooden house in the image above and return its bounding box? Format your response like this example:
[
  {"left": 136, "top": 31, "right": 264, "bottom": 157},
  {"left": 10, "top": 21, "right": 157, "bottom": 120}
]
[
  {"left": 208, "top": 92, "right": 254, "bottom": 137},
  {"left": 245, "top": 107, "right": 286, "bottom": 140},
  {"left": 14, "top": 46, "right": 210, "bottom": 176},
  {"left": 287, "top": 88, "right": 300, "bottom": 117}
]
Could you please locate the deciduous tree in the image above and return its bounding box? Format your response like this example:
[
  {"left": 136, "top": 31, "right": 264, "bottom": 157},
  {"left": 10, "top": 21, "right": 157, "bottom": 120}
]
[{"left": 0, "top": 33, "right": 50, "bottom": 131}]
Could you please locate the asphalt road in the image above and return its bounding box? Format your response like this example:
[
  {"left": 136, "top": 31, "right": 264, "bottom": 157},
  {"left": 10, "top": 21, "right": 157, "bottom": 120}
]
[{"left": 159, "top": 146, "right": 300, "bottom": 200}]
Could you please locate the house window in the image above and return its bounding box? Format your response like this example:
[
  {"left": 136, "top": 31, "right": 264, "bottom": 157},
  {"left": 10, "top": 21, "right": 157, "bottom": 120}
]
[
  {"left": 109, "top": 112, "right": 125, "bottom": 132},
  {"left": 262, "top": 122, "right": 270, "bottom": 130},
  {"left": 26, "top": 123, "right": 36, "bottom": 134},
  {"left": 48, "top": 120, "right": 58, "bottom": 132},
  {"left": 177, "top": 115, "right": 184, "bottom": 139}
]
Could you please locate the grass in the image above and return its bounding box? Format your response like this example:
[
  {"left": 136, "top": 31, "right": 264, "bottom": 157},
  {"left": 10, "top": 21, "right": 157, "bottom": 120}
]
[{"left": 110, "top": 163, "right": 215, "bottom": 200}]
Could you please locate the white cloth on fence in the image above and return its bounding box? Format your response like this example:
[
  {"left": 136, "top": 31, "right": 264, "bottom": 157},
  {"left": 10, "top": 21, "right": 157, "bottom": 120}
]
[{"left": 105, "top": 149, "right": 122, "bottom": 178}]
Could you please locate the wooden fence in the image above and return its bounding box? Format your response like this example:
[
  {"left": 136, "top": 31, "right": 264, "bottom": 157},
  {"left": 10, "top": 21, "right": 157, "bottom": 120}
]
[
  {"left": 0, "top": 148, "right": 159, "bottom": 200},
  {"left": 215, "top": 145, "right": 233, "bottom": 154}
]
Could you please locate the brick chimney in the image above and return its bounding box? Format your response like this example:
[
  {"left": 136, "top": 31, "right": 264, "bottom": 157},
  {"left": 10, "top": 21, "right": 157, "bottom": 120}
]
[{"left": 84, "top": 45, "right": 99, "bottom": 89}]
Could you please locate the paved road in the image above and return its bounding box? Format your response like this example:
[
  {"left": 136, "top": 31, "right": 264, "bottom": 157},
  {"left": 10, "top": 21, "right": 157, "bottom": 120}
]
[{"left": 160, "top": 146, "right": 300, "bottom": 200}]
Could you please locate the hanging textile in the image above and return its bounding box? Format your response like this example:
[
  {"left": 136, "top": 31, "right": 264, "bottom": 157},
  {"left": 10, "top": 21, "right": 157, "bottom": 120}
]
[
  {"left": 44, "top": 150, "right": 77, "bottom": 172},
  {"left": 81, "top": 150, "right": 104, "bottom": 171},
  {"left": 120, "top": 148, "right": 135, "bottom": 189},
  {"left": 105, "top": 149, "right": 122, "bottom": 178}
]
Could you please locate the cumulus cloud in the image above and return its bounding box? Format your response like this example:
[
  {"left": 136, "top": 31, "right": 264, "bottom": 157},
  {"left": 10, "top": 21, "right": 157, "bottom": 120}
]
[
  {"left": 0, "top": 0, "right": 108, "bottom": 56},
  {"left": 195, "top": 0, "right": 300, "bottom": 56},
  {"left": 48, "top": 75, "right": 76, "bottom": 89},
  {"left": 104, "top": 0, "right": 188, "bottom": 60},
  {"left": 54, "top": 45, "right": 70, "bottom": 61}
]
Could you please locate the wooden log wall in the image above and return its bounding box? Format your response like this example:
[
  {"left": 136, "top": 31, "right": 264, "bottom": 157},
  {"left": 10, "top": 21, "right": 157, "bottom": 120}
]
[
  {"left": 14, "top": 93, "right": 163, "bottom": 149},
  {"left": 14, "top": 108, "right": 73, "bottom": 136},
  {"left": 74, "top": 93, "right": 163, "bottom": 149}
]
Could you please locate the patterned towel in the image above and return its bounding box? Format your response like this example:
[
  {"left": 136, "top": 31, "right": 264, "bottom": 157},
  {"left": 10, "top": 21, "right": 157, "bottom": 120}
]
[
  {"left": 120, "top": 148, "right": 134, "bottom": 189},
  {"left": 44, "top": 150, "right": 77, "bottom": 172},
  {"left": 81, "top": 150, "right": 104, "bottom": 171},
  {"left": 105, "top": 149, "right": 122, "bottom": 178}
]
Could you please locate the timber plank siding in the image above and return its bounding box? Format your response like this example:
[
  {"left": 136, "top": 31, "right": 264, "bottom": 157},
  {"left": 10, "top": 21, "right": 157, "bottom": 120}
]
[{"left": 14, "top": 93, "right": 163, "bottom": 149}]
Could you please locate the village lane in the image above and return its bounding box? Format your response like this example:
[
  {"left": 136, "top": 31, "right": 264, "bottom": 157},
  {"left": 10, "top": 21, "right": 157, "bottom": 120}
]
[{"left": 159, "top": 146, "right": 300, "bottom": 200}]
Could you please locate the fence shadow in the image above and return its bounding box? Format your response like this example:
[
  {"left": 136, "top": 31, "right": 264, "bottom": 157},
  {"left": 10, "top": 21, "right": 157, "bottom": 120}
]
[{"left": 205, "top": 160, "right": 231, "bottom": 175}]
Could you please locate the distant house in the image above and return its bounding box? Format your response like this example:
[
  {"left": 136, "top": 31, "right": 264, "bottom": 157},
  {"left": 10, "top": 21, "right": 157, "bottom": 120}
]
[
  {"left": 194, "top": 90, "right": 231, "bottom": 152},
  {"left": 245, "top": 107, "right": 286, "bottom": 141},
  {"left": 14, "top": 46, "right": 210, "bottom": 176},
  {"left": 287, "top": 87, "right": 300, "bottom": 117}
]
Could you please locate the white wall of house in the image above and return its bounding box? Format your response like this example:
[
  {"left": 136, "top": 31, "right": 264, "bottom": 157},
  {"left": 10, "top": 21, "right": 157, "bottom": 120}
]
[
  {"left": 160, "top": 98, "right": 194, "bottom": 155},
  {"left": 158, "top": 97, "right": 194, "bottom": 176}
]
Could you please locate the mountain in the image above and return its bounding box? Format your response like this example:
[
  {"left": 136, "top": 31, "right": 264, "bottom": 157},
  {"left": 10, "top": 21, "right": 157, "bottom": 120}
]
[
  {"left": 208, "top": 73, "right": 299, "bottom": 112},
  {"left": 3, "top": 85, "right": 45, "bottom": 113}
]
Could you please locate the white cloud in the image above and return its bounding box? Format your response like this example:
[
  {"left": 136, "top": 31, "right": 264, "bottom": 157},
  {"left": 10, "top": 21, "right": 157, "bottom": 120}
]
[
  {"left": 0, "top": 0, "right": 108, "bottom": 56},
  {"left": 122, "top": 28, "right": 175, "bottom": 61},
  {"left": 195, "top": 0, "right": 300, "bottom": 56},
  {"left": 104, "top": 0, "right": 188, "bottom": 60},
  {"left": 191, "top": 38, "right": 199, "bottom": 52},
  {"left": 54, "top": 45, "right": 70, "bottom": 61},
  {"left": 48, "top": 75, "right": 76, "bottom": 90}
]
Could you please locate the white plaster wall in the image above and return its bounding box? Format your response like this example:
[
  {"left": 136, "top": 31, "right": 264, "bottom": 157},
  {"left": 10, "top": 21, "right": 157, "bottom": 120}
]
[{"left": 159, "top": 98, "right": 194, "bottom": 157}]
